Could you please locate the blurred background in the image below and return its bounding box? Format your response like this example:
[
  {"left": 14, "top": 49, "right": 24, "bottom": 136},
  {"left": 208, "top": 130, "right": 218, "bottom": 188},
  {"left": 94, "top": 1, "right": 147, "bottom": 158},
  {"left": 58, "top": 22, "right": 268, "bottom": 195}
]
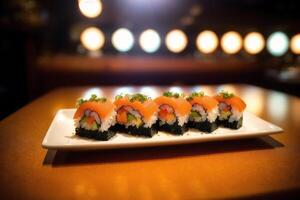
[{"left": 0, "top": 0, "right": 300, "bottom": 119}]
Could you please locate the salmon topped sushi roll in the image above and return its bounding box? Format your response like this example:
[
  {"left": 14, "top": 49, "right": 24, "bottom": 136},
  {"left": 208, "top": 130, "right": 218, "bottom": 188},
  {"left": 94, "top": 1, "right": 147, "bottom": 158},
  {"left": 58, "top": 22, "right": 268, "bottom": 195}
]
[
  {"left": 214, "top": 91, "right": 246, "bottom": 129},
  {"left": 187, "top": 91, "right": 219, "bottom": 133},
  {"left": 114, "top": 93, "right": 158, "bottom": 137},
  {"left": 73, "top": 94, "right": 117, "bottom": 140},
  {"left": 155, "top": 91, "right": 191, "bottom": 135}
]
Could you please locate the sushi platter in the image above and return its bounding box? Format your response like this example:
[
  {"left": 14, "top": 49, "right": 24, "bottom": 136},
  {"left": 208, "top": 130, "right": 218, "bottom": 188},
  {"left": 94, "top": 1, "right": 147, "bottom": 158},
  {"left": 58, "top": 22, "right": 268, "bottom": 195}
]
[{"left": 42, "top": 91, "right": 283, "bottom": 150}]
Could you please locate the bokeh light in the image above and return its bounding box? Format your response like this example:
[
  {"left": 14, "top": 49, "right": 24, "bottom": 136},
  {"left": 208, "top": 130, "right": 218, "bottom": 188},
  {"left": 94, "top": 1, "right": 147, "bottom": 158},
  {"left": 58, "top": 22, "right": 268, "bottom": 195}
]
[
  {"left": 112, "top": 28, "right": 134, "bottom": 52},
  {"left": 169, "top": 86, "right": 183, "bottom": 93},
  {"left": 80, "top": 27, "right": 105, "bottom": 51},
  {"left": 139, "top": 29, "right": 161, "bottom": 53},
  {"left": 139, "top": 86, "right": 159, "bottom": 98},
  {"left": 290, "top": 33, "right": 300, "bottom": 54},
  {"left": 78, "top": 0, "right": 102, "bottom": 18},
  {"left": 190, "top": 86, "right": 214, "bottom": 96},
  {"left": 216, "top": 84, "right": 238, "bottom": 94},
  {"left": 221, "top": 31, "right": 242, "bottom": 54},
  {"left": 244, "top": 32, "right": 265, "bottom": 54},
  {"left": 83, "top": 88, "right": 103, "bottom": 99},
  {"left": 114, "top": 87, "right": 135, "bottom": 96},
  {"left": 267, "top": 91, "right": 288, "bottom": 121},
  {"left": 267, "top": 32, "right": 289, "bottom": 56},
  {"left": 196, "top": 30, "right": 218, "bottom": 54},
  {"left": 241, "top": 87, "right": 264, "bottom": 115},
  {"left": 165, "top": 29, "right": 188, "bottom": 53}
]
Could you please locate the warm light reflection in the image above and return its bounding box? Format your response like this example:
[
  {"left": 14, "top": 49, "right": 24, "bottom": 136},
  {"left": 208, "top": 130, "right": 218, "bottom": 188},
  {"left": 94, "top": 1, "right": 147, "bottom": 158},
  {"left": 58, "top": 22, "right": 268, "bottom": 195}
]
[
  {"left": 169, "top": 86, "right": 183, "bottom": 94},
  {"left": 56, "top": 112, "right": 67, "bottom": 123},
  {"left": 291, "top": 98, "right": 300, "bottom": 124},
  {"left": 196, "top": 30, "right": 218, "bottom": 54},
  {"left": 216, "top": 84, "right": 238, "bottom": 94},
  {"left": 241, "top": 87, "right": 264, "bottom": 115},
  {"left": 80, "top": 27, "right": 105, "bottom": 51},
  {"left": 156, "top": 173, "right": 179, "bottom": 199},
  {"left": 83, "top": 88, "right": 103, "bottom": 99},
  {"left": 112, "top": 28, "right": 134, "bottom": 52},
  {"left": 74, "top": 183, "right": 86, "bottom": 195},
  {"left": 190, "top": 86, "right": 202, "bottom": 92},
  {"left": 56, "top": 111, "right": 74, "bottom": 126},
  {"left": 165, "top": 29, "right": 188, "bottom": 53},
  {"left": 290, "top": 34, "right": 300, "bottom": 54},
  {"left": 139, "top": 29, "right": 161, "bottom": 53},
  {"left": 221, "top": 31, "right": 242, "bottom": 54},
  {"left": 190, "top": 86, "right": 214, "bottom": 96},
  {"left": 244, "top": 32, "right": 265, "bottom": 54},
  {"left": 113, "top": 175, "right": 129, "bottom": 199},
  {"left": 139, "top": 86, "right": 159, "bottom": 98},
  {"left": 78, "top": 0, "right": 102, "bottom": 18},
  {"left": 267, "top": 32, "right": 289, "bottom": 56},
  {"left": 114, "top": 87, "right": 135, "bottom": 96},
  {"left": 267, "top": 91, "right": 288, "bottom": 121}
]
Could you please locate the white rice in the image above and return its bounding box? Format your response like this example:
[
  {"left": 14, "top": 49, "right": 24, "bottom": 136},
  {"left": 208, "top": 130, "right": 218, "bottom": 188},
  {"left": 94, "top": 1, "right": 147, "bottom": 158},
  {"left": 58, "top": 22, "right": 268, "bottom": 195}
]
[
  {"left": 208, "top": 107, "right": 219, "bottom": 123},
  {"left": 144, "top": 113, "right": 158, "bottom": 128},
  {"left": 218, "top": 102, "right": 243, "bottom": 122},
  {"left": 229, "top": 107, "right": 243, "bottom": 122},
  {"left": 176, "top": 112, "right": 189, "bottom": 126},
  {"left": 117, "top": 106, "right": 157, "bottom": 128},
  {"left": 99, "top": 110, "right": 117, "bottom": 132},
  {"left": 74, "top": 118, "right": 80, "bottom": 128},
  {"left": 191, "top": 104, "right": 218, "bottom": 123}
]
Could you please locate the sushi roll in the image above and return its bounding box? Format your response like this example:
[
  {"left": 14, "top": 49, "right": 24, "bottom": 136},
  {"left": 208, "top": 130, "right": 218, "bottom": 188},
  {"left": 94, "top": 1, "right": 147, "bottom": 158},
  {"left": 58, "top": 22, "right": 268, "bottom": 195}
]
[
  {"left": 73, "top": 94, "right": 117, "bottom": 140},
  {"left": 155, "top": 92, "right": 191, "bottom": 135},
  {"left": 187, "top": 91, "right": 219, "bottom": 133},
  {"left": 114, "top": 93, "right": 158, "bottom": 137},
  {"left": 214, "top": 91, "right": 246, "bottom": 129}
]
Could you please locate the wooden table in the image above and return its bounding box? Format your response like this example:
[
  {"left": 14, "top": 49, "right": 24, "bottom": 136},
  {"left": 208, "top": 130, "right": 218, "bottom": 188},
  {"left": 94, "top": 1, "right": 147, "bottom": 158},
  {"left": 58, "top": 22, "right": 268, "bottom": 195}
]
[{"left": 0, "top": 84, "right": 300, "bottom": 199}]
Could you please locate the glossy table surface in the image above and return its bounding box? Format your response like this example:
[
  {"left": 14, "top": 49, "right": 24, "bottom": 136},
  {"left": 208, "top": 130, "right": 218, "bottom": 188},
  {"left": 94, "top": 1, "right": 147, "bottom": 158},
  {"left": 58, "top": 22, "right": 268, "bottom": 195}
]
[{"left": 0, "top": 84, "right": 300, "bottom": 199}]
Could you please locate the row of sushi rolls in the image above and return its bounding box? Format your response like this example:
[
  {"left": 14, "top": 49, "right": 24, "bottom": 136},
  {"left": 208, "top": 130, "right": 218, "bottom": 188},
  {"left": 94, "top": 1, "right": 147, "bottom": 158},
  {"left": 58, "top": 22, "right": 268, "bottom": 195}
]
[{"left": 73, "top": 90, "right": 246, "bottom": 141}]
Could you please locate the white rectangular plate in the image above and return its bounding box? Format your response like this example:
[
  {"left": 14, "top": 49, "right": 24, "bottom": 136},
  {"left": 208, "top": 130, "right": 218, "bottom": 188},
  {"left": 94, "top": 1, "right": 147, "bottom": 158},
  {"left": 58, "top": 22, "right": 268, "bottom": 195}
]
[{"left": 42, "top": 109, "right": 283, "bottom": 150}]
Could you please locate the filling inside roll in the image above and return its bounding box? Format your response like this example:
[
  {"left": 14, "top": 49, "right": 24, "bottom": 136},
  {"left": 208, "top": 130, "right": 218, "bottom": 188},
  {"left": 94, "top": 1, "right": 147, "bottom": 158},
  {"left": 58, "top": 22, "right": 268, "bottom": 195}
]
[
  {"left": 158, "top": 104, "right": 188, "bottom": 126},
  {"left": 189, "top": 103, "right": 218, "bottom": 123},
  {"left": 218, "top": 102, "right": 243, "bottom": 123},
  {"left": 116, "top": 105, "right": 157, "bottom": 128},
  {"left": 75, "top": 108, "right": 116, "bottom": 132}
]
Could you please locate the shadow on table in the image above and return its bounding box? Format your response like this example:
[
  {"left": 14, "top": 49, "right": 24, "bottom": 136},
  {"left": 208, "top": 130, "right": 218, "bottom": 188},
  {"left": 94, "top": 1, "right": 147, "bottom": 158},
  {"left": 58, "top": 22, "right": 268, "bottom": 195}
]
[
  {"left": 232, "top": 187, "right": 300, "bottom": 199},
  {"left": 43, "top": 135, "right": 284, "bottom": 167}
]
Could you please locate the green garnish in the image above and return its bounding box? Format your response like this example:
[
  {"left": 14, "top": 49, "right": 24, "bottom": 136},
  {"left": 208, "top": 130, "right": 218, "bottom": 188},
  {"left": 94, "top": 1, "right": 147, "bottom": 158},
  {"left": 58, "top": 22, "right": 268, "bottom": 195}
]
[
  {"left": 76, "top": 98, "right": 86, "bottom": 106},
  {"left": 190, "top": 111, "right": 201, "bottom": 118},
  {"left": 127, "top": 113, "right": 137, "bottom": 122},
  {"left": 115, "top": 94, "right": 123, "bottom": 100},
  {"left": 91, "top": 122, "right": 99, "bottom": 130},
  {"left": 76, "top": 94, "right": 107, "bottom": 107},
  {"left": 115, "top": 93, "right": 150, "bottom": 103},
  {"left": 129, "top": 93, "right": 149, "bottom": 102},
  {"left": 220, "top": 90, "right": 234, "bottom": 99},
  {"left": 163, "top": 91, "right": 184, "bottom": 98},
  {"left": 187, "top": 91, "right": 205, "bottom": 101},
  {"left": 163, "top": 91, "right": 173, "bottom": 97}
]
